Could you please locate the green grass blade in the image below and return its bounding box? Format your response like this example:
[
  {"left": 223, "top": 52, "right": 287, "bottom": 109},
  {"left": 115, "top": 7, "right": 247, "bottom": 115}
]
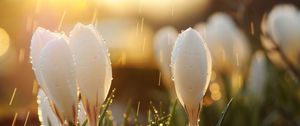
[
  {"left": 167, "top": 99, "right": 178, "bottom": 126},
  {"left": 81, "top": 119, "right": 88, "bottom": 126},
  {"left": 99, "top": 88, "right": 116, "bottom": 126},
  {"left": 122, "top": 99, "right": 132, "bottom": 126},
  {"left": 134, "top": 101, "right": 141, "bottom": 126},
  {"left": 216, "top": 98, "right": 234, "bottom": 126}
]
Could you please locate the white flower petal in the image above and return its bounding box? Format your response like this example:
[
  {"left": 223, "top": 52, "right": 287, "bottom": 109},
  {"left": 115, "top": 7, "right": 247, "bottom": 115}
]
[
  {"left": 69, "top": 23, "right": 112, "bottom": 126},
  {"left": 38, "top": 37, "right": 78, "bottom": 123},
  {"left": 37, "top": 89, "right": 61, "bottom": 126},
  {"left": 30, "top": 27, "right": 60, "bottom": 95}
]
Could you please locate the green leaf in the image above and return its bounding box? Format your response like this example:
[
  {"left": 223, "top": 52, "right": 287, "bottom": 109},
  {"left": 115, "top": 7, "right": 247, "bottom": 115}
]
[
  {"left": 99, "top": 88, "right": 116, "bottom": 126},
  {"left": 167, "top": 99, "right": 178, "bottom": 126},
  {"left": 122, "top": 99, "right": 132, "bottom": 126},
  {"left": 216, "top": 98, "right": 234, "bottom": 126},
  {"left": 134, "top": 101, "right": 141, "bottom": 126},
  {"left": 81, "top": 119, "right": 88, "bottom": 126},
  {"left": 47, "top": 117, "right": 52, "bottom": 126}
]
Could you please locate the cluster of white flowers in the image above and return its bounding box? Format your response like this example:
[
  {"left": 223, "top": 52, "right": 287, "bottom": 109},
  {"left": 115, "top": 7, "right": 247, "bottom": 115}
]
[
  {"left": 31, "top": 23, "right": 112, "bottom": 126},
  {"left": 153, "top": 5, "right": 300, "bottom": 124},
  {"left": 32, "top": 4, "right": 299, "bottom": 126}
]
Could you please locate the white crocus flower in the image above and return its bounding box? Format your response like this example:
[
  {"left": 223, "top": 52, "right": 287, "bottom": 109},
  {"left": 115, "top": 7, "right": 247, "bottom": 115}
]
[
  {"left": 246, "top": 51, "right": 267, "bottom": 100},
  {"left": 267, "top": 4, "right": 300, "bottom": 67},
  {"left": 171, "top": 28, "right": 212, "bottom": 126},
  {"left": 69, "top": 23, "right": 112, "bottom": 126},
  {"left": 205, "top": 13, "right": 250, "bottom": 74},
  {"left": 38, "top": 36, "right": 78, "bottom": 125},
  {"left": 153, "top": 26, "right": 178, "bottom": 95},
  {"left": 37, "top": 89, "right": 61, "bottom": 126}
]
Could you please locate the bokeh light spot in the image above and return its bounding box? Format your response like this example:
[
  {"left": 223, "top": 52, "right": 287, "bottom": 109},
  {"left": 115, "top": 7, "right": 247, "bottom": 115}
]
[{"left": 0, "top": 28, "right": 10, "bottom": 57}]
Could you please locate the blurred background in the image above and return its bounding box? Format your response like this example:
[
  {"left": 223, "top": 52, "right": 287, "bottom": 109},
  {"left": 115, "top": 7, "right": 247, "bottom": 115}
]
[{"left": 0, "top": 0, "right": 300, "bottom": 125}]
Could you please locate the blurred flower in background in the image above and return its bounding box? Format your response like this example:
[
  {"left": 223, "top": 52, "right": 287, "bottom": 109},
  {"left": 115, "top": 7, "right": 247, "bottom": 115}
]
[
  {"left": 96, "top": 18, "right": 155, "bottom": 68},
  {"left": 246, "top": 51, "right": 268, "bottom": 101},
  {"left": 195, "top": 13, "right": 251, "bottom": 99},
  {"left": 265, "top": 4, "right": 300, "bottom": 68},
  {"left": 153, "top": 26, "right": 178, "bottom": 98}
]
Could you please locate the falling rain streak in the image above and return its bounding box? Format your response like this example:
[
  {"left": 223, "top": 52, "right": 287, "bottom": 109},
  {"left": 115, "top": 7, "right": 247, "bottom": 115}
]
[
  {"left": 142, "top": 37, "right": 146, "bottom": 52},
  {"left": 19, "top": 49, "right": 25, "bottom": 63},
  {"left": 140, "top": 17, "right": 144, "bottom": 33},
  {"left": 158, "top": 72, "right": 162, "bottom": 86},
  {"left": 135, "top": 20, "right": 140, "bottom": 36},
  {"left": 236, "top": 53, "right": 240, "bottom": 67},
  {"left": 91, "top": 8, "right": 98, "bottom": 25},
  {"left": 9, "top": 88, "right": 17, "bottom": 106},
  {"left": 250, "top": 22, "right": 255, "bottom": 35},
  {"left": 58, "top": 10, "right": 66, "bottom": 31},
  {"left": 23, "top": 111, "right": 30, "bottom": 126},
  {"left": 159, "top": 51, "right": 163, "bottom": 64},
  {"left": 26, "top": 17, "right": 33, "bottom": 32},
  {"left": 119, "top": 52, "right": 127, "bottom": 66},
  {"left": 35, "top": 0, "right": 41, "bottom": 14},
  {"left": 11, "top": 112, "right": 18, "bottom": 126},
  {"left": 32, "top": 80, "right": 39, "bottom": 95},
  {"left": 138, "top": 0, "right": 143, "bottom": 14},
  {"left": 136, "top": 101, "right": 141, "bottom": 117},
  {"left": 171, "top": 1, "right": 174, "bottom": 16}
]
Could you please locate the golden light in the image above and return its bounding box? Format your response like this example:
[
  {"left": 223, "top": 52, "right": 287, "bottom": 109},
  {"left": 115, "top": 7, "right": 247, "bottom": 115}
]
[
  {"left": 47, "top": 0, "right": 87, "bottom": 10},
  {"left": 209, "top": 82, "right": 222, "bottom": 101},
  {"left": 102, "top": 0, "right": 125, "bottom": 5},
  {"left": 231, "top": 71, "right": 243, "bottom": 96},
  {"left": 209, "top": 82, "right": 220, "bottom": 93},
  {"left": 211, "top": 91, "right": 221, "bottom": 101},
  {"left": 0, "top": 28, "right": 17, "bottom": 77},
  {"left": 18, "top": 48, "right": 25, "bottom": 62},
  {"left": 0, "top": 47, "right": 18, "bottom": 76},
  {"left": 0, "top": 28, "right": 10, "bottom": 57},
  {"left": 260, "top": 35, "right": 287, "bottom": 68},
  {"left": 98, "top": 0, "right": 210, "bottom": 23},
  {"left": 211, "top": 70, "right": 217, "bottom": 81},
  {"left": 96, "top": 18, "right": 154, "bottom": 68}
]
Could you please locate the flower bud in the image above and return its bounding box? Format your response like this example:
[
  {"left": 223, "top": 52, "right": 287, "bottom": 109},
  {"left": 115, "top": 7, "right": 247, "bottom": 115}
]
[{"left": 171, "top": 28, "right": 212, "bottom": 126}]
